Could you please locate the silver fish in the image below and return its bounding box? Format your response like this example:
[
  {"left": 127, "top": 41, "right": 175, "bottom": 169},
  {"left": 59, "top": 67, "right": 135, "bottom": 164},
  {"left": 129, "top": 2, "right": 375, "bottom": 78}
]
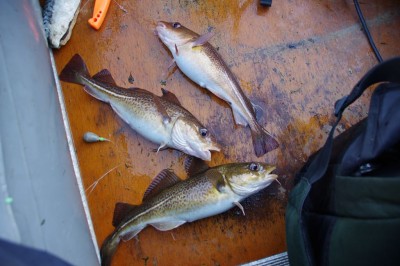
[
  {"left": 59, "top": 54, "right": 220, "bottom": 160},
  {"left": 155, "top": 21, "right": 279, "bottom": 157}
]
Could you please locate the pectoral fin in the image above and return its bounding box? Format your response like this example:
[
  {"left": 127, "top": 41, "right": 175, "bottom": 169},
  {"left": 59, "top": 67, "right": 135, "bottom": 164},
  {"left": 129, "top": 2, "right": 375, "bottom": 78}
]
[
  {"left": 152, "top": 95, "right": 171, "bottom": 124},
  {"left": 192, "top": 31, "right": 214, "bottom": 47},
  {"left": 150, "top": 220, "right": 186, "bottom": 231},
  {"left": 205, "top": 169, "right": 226, "bottom": 193}
]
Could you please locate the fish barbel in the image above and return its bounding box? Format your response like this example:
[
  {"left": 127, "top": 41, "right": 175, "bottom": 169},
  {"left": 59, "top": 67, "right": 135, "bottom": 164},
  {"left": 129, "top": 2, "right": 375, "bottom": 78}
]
[
  {"left": 100, "top": 159, "right": 278, "bottom": 265},
  {"left": 155, "top": 21, "right": 279, "bottom": 157},
  {"left": 59, "top": 54, "right": 220, "bottom": 160}
]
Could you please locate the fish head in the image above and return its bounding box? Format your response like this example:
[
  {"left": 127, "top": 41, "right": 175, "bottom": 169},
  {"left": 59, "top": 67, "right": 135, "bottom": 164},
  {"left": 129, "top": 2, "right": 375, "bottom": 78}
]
[
  {"left": 222, "top": 163, "right": 278, "bottom": 197},
  {"left": 170, "top": 117, "right": 220, "bottom": 161},
  {"left": 155, "top": 21, "right": 198, "bottom": 52}
]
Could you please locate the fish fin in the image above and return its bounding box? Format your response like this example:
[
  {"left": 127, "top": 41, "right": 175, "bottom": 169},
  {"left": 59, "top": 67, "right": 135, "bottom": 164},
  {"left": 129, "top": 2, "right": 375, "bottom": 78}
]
[
  {"left": 175, "top": 44, "right": 179, "bottom": 56},
  {"left": 251, "top": 101, "right": 264, "bottom": 123},
  {"left": 167, "top": 59, "right": 176, "bottom": 70},
  {"left": 161, "top": 88, "right": 181, "bottom": 106},
  {"left": 205, "top": 169, "right": 226, "bottom": 192},
  {"left": 112, "top": 202, "right": 138, "bottom": 227},
  {"left": 192, "top": 31, "right": 214, "bottom": 47},
  {"left": 234, "top": 202, "right": 245, "bottom": 216},
  {"left": 184, "top": 156, "right": 209, "bottom": 176},
  {"left": 156, "top": 143, "right": 168, "bottom": 153},
  {"left": 59, "top": 54, "right": 90, "bottom": 85},
  {"left": 83, "top": 85, "right": 108, "bottom": 102},
  {"left": 92, "top": 69, "right": 117, "bottom": 85},
  {"left": 143, "top": 169, "right": 181, "bottom": 201},
  {"left": 251, "top": 125, "right": 279, "bottom": 157},
  {"left": 153, "top": 145, "right": 168, "bottom": 153},
  {"left": 160, "top": 59, "right": 177, "bottom": 84},
  {"left": 153, "top": 95, "right": 171, "bottom": 124},
  {"left": 121, "top": 225, "right": 146, "bottom": 242},
  {"left": 150, "top": 220, "right": 186, "bottom": 231},
  {"left": 232, "top": 108, "right": 248, "bottom": 127}
]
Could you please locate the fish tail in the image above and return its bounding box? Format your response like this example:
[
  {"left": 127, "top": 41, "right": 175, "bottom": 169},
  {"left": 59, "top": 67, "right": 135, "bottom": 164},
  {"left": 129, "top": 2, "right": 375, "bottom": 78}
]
[
  {"left": 251, "top": 123, "right": 279, "bottom": 157},
  {"left": 100, "top": 231, "right": 121, "bottom": 266},
  {"left": 59, "top": 54, "right": 90, "bottom": 85}
]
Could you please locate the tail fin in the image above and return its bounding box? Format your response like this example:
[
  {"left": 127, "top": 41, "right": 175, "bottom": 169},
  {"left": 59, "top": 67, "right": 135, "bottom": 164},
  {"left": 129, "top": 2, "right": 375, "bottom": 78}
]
[
  {"left": 59, "top": 54, "right": 90, "bottom": 85},
  {"left": 100, "top": 232, "right": 121, "bottom": 266},
  {"left": 251, "top": 124, "right": 279, "bottom": 157}
]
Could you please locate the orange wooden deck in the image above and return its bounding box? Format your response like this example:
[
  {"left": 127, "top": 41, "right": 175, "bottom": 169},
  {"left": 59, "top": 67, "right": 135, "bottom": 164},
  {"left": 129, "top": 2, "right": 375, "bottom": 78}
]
[{"left": 53, "top": 1, "right": 400, "bottom": 265}]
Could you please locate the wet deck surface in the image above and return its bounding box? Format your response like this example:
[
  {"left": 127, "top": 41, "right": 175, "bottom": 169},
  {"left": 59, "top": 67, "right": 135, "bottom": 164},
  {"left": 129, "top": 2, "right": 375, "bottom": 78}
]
[{"left": 53, "top": 1, "right": 400, "bottom": 265}]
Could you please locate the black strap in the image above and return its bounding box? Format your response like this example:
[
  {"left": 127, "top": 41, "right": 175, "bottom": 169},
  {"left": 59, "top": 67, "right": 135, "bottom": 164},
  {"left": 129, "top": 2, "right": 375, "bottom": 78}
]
[
  {"left": 354, "top": 0, "right": 383, "bottom": 63},
  {"left": 305, "top": 57, "right": 400, "bottom": 185}
]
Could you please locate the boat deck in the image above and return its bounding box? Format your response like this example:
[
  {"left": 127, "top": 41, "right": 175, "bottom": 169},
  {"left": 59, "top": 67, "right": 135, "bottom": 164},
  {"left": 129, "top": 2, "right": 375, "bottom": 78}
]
[{"left": 53, "top": 1, "right": 400, "bottom": 265}]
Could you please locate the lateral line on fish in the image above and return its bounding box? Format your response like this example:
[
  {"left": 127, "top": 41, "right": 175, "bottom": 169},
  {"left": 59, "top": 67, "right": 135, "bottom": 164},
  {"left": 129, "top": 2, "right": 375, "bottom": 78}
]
[
  {"left": 119, "top": 194, "right": 175, "bottom": 229},
  {"left": 226, "top": 74, "right": 255, "bottom": 125},
  {"left": 82, "top": 76, "right": 137, "bottom": 101}
]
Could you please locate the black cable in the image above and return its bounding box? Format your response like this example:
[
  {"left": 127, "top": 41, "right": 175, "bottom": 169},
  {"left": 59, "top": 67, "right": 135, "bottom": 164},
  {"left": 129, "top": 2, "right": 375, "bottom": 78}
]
[{"left": 353, "top": 0, "right": 383, "bottom": 63}]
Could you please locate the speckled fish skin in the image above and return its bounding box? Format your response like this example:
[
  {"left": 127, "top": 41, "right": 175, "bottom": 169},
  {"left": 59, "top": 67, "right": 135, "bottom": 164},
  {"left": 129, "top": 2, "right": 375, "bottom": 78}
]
[
  {"left": 155, "top": 21, "right": 279, "bottom": 157},
  {"left": 59, "top": 54, "right": 220, "bottom": 161},
  {"left": 100, "top": 162, "right": 277, "bottom": 266}
]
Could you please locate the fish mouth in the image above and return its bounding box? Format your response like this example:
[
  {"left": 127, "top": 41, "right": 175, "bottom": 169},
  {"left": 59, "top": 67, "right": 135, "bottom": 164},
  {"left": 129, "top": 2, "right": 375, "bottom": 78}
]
[
  {"left": 265, "top": 166, "right": 276, "bottom": 175},
  {"left": 208, "top": 142, "right": 221, "bottom": 152},
  {"left": 155, "top": 21, "right": 167, "bottom": 37},
  {"left": 191, "top": 144, "right": 220, "bottom": 161},
  {"left": 194, "top": 149, "right": 212, "bottom": 161}
]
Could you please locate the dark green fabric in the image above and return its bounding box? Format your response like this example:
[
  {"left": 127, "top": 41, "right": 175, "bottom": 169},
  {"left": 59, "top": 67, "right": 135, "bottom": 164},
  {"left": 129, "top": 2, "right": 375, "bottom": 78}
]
[
  {"left": 329, "top": 217, "right": 400, "bottom": 266},
  {"left": 335, "top": 176, "right": 400, "bottom": 218},
  {"left": 286, "top": 179, "right": 313, "bottom": 266},
  {"left": 285, "top": 57, "right": 400, "bottom": 266}
]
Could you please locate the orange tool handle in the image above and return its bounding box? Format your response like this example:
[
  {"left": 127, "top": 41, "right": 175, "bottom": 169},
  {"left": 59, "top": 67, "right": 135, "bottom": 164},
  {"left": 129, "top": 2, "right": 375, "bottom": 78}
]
[{"left": 88, "top": 0, "right": 111, "bottom": 30}]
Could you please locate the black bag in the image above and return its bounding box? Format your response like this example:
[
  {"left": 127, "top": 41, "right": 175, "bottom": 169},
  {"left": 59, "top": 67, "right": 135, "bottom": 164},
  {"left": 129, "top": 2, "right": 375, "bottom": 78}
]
[{"left": 286, "top": 57, "right": 400, "bottom": 266}]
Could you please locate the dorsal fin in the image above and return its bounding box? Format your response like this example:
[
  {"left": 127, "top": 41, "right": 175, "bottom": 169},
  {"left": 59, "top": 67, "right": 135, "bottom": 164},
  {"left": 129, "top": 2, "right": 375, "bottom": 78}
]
[
  {"left": 192, "top": 31, "right": 214, "bottom": 47},
  {"left": 205, "top": 168, "right": 226, "bottom": 192},
  {"left": 143, "top": 169, "right": 181, "bottom": 201},
  {"left": 184, "top": 156, "right": 210, "bottom": 177},
  {"left": 92, "top": 69, "right": 117, "bottom": 85},
  {"left": 161, "top": 88, "right": 181, "bottom": 106},
  {"left": 112, "top": 202, "right": 138, "bottom": 227}
]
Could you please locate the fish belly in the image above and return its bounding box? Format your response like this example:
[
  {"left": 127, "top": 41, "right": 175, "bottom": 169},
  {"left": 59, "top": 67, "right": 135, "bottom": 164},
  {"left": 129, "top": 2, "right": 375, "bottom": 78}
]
[
  {"left": 176, "top": 199, "right": 235, "bottom": 223},
  {"left": 175, "top": 53, "right": 250, "bottom": 126},
  {"left": 109, "top": 101, "right": 170, "bottom": 145},
  {"left": 175, "top": 55, "right": 234, "bottom": 104}
]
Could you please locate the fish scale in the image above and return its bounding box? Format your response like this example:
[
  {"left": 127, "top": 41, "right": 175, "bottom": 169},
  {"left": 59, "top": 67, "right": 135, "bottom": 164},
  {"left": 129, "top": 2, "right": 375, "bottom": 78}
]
[
  {"left": 100, "top": 162, "right": 278, "bottom": 266},
  {"left": 59, "top": 54, "right": 220, "bottom": 161}
]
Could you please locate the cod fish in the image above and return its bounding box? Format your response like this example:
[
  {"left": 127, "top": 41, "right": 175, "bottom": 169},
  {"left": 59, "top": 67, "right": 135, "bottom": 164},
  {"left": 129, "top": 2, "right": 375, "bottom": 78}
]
[
  {"left": 100, "top": 158, "right": 278, "bottom": 266},
  {"left": 155, "top": 22, "right": 279, "bottom": 157},
  {"left": 59, "top": 54, "right": 220, "bottom": 161}
]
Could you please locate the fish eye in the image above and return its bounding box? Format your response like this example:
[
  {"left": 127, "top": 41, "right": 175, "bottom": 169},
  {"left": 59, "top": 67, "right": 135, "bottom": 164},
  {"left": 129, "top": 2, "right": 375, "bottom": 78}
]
[
  {"left": 249, "top": 163, "right": 259, "bottom": 171},
  {"left": 172, "top": 22, "right": 181, "bottom": 28},
  {"left": 200, "top": 128, "right": 208, "bottom": 137}
]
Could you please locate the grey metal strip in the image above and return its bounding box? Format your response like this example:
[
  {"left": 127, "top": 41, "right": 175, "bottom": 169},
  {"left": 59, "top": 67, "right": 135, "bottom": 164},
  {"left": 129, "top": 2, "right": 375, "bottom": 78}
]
[
  {"left": 241, "top": 252, "right": 289, "bottom": 266},
  {"left": 50, "top": 52, "right": 101, "bottom": 262}
]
